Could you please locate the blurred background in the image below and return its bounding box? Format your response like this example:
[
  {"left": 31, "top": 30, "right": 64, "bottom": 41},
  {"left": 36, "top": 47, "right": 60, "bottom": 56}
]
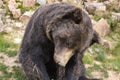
[{"left": 0, "top": 0, "right": 120, "bottom": 80}]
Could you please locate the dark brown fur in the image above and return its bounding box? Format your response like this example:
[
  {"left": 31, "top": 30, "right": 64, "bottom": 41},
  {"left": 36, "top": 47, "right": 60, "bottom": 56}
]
[{"left": 19, "top": 3, "right": 102, "bottom": 80}]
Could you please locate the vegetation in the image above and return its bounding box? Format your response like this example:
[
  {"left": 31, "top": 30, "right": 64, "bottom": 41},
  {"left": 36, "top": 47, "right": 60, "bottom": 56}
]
[{"left": 0, "top": 0, "right": 119, "bottom": 80}]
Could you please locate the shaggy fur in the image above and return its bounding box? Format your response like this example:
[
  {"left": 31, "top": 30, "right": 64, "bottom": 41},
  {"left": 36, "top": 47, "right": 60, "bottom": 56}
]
[{"left": 19, "top": 3, "right": 102, "bottom": 80}]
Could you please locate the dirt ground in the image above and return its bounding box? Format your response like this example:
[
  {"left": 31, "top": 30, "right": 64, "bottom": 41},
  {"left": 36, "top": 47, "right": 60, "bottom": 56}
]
[{"left": 0, "top": 52, "right": 120, "bottom": 80}]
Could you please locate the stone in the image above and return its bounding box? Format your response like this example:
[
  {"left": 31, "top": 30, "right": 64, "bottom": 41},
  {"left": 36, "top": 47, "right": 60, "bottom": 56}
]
[
  {"left": 23, "top": 0, "right": 36, "bottom": 7},
  {"left": 0, "top": 9, "right": 6, "bottom": 16},
  {"left": 15, "top": 22, "right": 23, "bottom": 28},
  {"left": 93, "top": 18, "right": 110, "bottom": 36},
  {"left": 112, "top": 13, "right": 120, "bottom": 22},
  {"left": 103, "top": 1, "right": 111, "bottom": 7},
  {"left": 86, "top": 0, "right": 98, "bottom": 2},
  {"left": 3, "top": 27, "right": 13, "bottom": 33},
  {"left": 19, "top": 11, "right": 34, "bottom": 23},
  {"left": 47, "top": 0, "right": 55, "bottom": 4},
  {"left": 12, "top": 9, "right": 21, "bottom": 19},
  {"left": 86, "top": 5, "right": 96, "bottom": 14},
  {"left": 14, "top": 38, "right": 22, "bottom": 44},
  {"left": 8, "top": 0, "right": 18, "bottom": 11},
  {"left": 112, "top": 1, "right": 120, "bottom": 12},
  {"left": 0, "top": 19, "right": 4, "bottom": 32},
  {"left": 6, "top": 18, "right": 12, "bottom": 23},
  {"left": 37, "top": 0, "right": 46, "bottom": 5},
  {"left": 0, "top": 0, "right": 3, "bottom": 8},
  {"left": 91, "top": 19, "right": 97, "bottom": 26},
  {"left": 85, "top": 2, "right": 106, "bottom": 14}
]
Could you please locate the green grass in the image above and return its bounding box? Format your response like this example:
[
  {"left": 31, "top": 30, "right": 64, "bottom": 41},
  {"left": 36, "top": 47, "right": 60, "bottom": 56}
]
[
  {"left": 0, "top": 63, "right": 8, "bottom": 74},
  {"left": 12, "top": 66, "right": 28, "bottom": 80},
  {"left": 0, "top": 33, "right": 19, "bottom": 57},
  {"left": 83, "top": 53, "right": 94, "bottom": 64},
  {"left": 0, "top": 63, "right": 12, "bottom": 79},
  {"left": 84, "top": 20, "right": 120, "bottom": 77},
  {"left": 0, "top": 63, "right": 27, "bottom": 80}
]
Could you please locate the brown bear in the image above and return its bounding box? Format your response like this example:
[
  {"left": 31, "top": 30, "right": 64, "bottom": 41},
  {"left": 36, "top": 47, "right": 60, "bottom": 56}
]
[{"left": 19, "top": 2, "right": 106, "bottom": 80}]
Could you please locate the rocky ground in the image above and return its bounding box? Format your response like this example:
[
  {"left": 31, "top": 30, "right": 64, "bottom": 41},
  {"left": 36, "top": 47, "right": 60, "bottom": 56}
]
[{"left": 0, "top": 0, "right": 120, "bottom": 80}]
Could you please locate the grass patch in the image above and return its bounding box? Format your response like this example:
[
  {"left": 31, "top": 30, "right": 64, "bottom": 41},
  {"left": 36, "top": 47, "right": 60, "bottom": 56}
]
[
  {"left": 111, "top": 42, "right": 120, "bottom": 56},
  {"left": 12, "top": 66, "right": 28, "bottom": 80},
  {"left": 0, "top": 63, "right": 8, "bottom": 74},
  {"left": 83, "top": 53, "right": 94, "bottom": 64},
  {"left": 86, "top": 69, "right": 93, "bottom": 77},
  {"left": 0, "top": 63, "right": 12, "bottom": 79},
  {"left": 0, "top": 33, "right": 19, "bottom": 57},
  {"left": 0, "top": 63, "right": 27, "bottom": 80},
  {"left": 95, "top": 53, "right": 105, "bottom": 62},
  {"left": 104, "top": 57, "right": 120, "bottom": 72}
]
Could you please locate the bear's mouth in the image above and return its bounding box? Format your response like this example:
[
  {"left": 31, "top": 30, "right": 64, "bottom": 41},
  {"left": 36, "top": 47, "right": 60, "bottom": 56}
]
[{"left": 54, "top": 48, "right": 74, "bottom": 67}]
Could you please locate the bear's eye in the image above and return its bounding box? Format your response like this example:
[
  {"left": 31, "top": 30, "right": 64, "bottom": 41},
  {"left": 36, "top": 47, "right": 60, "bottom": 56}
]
[{"left": 65, "top": 41, "right": 75, "bottom": 49}]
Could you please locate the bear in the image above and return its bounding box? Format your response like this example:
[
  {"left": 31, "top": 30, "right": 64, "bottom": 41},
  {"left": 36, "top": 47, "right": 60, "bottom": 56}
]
[{"left": 19, "top": 2, "right": 107, "bottom": 80}]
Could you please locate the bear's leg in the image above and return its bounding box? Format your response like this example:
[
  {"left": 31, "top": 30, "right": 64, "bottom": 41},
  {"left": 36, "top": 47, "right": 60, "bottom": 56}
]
[
  {"left": 73, "top": 54, "right": 86, "bottom": 80},
  {"left": 79, "top": 76, "right": 101, "bottom": 80},
  {"left": 57, "top": 65, "right": 66, "bottom": 80},
  {"left": 63, "top": 51, "right": 85, "bottom": 80},
  {"left": 19, "top": 47, "right": 50, "bottom": 80},
  {"left": 21, "top": 56, "right": 50, "bottom": 80}
]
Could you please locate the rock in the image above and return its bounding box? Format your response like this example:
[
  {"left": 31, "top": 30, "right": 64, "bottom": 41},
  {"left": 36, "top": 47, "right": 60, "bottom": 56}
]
[
  {"left": 112, "top": 1, "right": 120, "bottom": 12},
  {"left": 0, "top": 0, "right": 3, "bottom": 8},
  {"left": 37, "top": 0, "right": 46, "bottom": 5},
  {"left": 23, "top": 0, "right": 36, "bottom": 7},
  {"left": 19, "top": 11, "right": 34, "bottom": 23},
  {"left": 0, "top": 9, "right": 6, "bottom": 16},
  {"left": 14, "top": 38, "right": 22, "bottom": 44},
  {"left": 3, "top": 0, "right": 10, "bottom": 3},
  {"left": 8, "top": 0, "right": 18, "bottom": 11},
  {"left": 6, "top": 18, "right": 12, "bottom": 23},
  {"left": 86, "top": 0, "right": 98, "bottom": 2},
  {"left": 12, "top": 9, "right": 21, "bottom": 19},
  {"left": 112, "top": 13, "right": 120, "bottom": 22},
  {"left": 15, "top": 22, "right": 23, "bottom": 28},
  {"left": 47, "top": 0, "right": 55, "bottom": 3},
  {"left": 85, "top": 2, "right": 106, "bottom": 14},
  {"left": 103, "top": 1, "right": 111, "bottom": 7},
  {"left": 8, "top": 0, "right": 21, "bottom": 18},
  {"left": 3, "top": 27, "right": 13, "bottom": 33},
  {"left": 91, "top": 19, "right": 97, "bottom": 26},
  {"left": 86, "top": 5, "right": 96, "bottom": 14},
  {"left": 0, "top": 19, "right": 4, "bottom": 32},
  {"left": 93, "top": 18, "right": 110, "bottom": 36},
  {"left": 105, "top": 1, "right": 120, "bottom": 12}
]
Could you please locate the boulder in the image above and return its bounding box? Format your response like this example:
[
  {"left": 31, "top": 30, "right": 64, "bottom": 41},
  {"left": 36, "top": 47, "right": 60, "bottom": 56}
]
[
  {"left": 0, "top": 9, "right": 6, "bottom": 16},
  {"left": 0, "top": 0, "right": 3, "bottom": 8},
  {"left": 85, "top": 2, "right": 106, "bottom": 14},
  {"left": 12, "top": 9, "right": 21, "bottom": 19},
  {"left": 14, "top": 38, "right": 22, "bottom": 44},
  {"left": 8, "top": 0, "right": 18, "bottom": 11},
  {"left": 86, "top": 5, "right": 96, "bottom": 14},
  {"left": 19, "top": 11, "right": 34, "bottom": 23},
  {"left": 3, "top": 27, "right": 13, "bottom": 33},
  {"left": 93, "top": 18, "right": 110, "bottom": 36},
  {"left": 15, "top": 22, "right": 23, "bottom": 28},
  {"left": 112, "top": 13, "right": 120, "bottom": 22},
  {"left": 23, "top": 0, "right": 36, "bottom": 7},
  {"left": 86, "top": 0, "right": 98, "bottom": 2},
  {"left": 0, "top": 19, "right": 4, "bottom": 32},
  {"left": 37, "top": 0, "right": 46, "bottom": 5},
  {"left": 47, "top": 0, "right": 55, "bottom": 3},
  {"left": 91, "top": 19, "right": 97, "bottom": 26}
]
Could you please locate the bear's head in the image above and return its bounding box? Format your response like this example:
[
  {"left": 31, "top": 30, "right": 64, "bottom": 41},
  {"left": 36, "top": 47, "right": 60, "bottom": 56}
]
[{"left": 46, "top": 6, "right": 94, "bottom": 67}]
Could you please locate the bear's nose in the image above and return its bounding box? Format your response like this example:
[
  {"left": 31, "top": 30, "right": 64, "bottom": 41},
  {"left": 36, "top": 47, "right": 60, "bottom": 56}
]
[{"left": 54, "top": 48, "right": 74, "bottom": 67}]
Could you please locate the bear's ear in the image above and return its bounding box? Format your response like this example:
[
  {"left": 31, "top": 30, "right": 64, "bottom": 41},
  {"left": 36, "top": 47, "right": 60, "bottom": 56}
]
[{"left": 62, "top": 8, "right": 83, "bottom": 24}]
